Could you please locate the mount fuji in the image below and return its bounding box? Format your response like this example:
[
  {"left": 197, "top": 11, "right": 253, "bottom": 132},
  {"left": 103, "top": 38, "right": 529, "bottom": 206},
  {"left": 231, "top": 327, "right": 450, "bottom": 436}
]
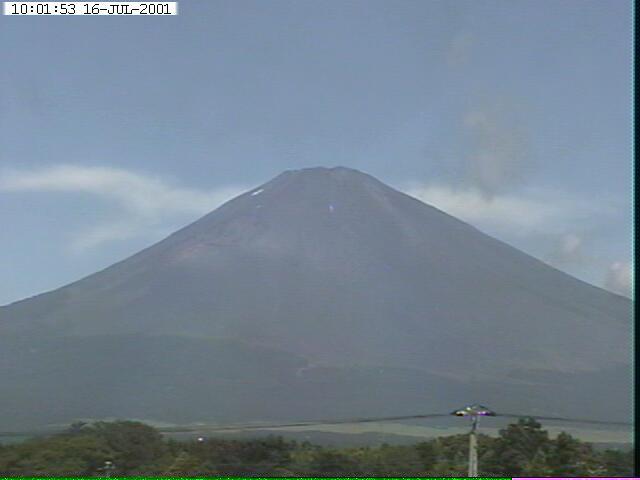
[{"left": 0, "top": 167, "right": 631, "bottom": 430}]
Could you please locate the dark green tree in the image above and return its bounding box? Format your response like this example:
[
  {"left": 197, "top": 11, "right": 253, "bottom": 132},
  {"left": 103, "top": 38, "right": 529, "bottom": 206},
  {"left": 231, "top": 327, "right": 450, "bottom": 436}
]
[
  {"left": 597, "top": 448, "right": 634, "bottom": 476},
  {"left": 0, "top": 434, "right": 114, "bottom": 476},
  {"left": 185, "top": 435, "right": 295, "bottom": 475},
  {"left": 306, "top": 449, "right": 363, "bottom": 476},
  {"left": 88, "top": 421, "right": 168, "bottom": 474},
  {"left": 541, "top": 431, "right": 594, "bottom": 476},
  {"left": 483, "top": 417, "right": 550, "bottom": 476}
]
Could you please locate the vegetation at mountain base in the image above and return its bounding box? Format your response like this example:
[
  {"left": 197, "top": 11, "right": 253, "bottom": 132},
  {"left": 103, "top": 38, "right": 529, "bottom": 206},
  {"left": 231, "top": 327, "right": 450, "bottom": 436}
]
[{"left": 0, "top": 419, "right": 632, "bottom": 476}]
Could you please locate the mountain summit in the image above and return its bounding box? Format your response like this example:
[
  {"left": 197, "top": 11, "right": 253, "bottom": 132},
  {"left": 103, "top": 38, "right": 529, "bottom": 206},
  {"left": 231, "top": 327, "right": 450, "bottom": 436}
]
[{"left": 0, "top": 167, "right": 631, "bottom": 429}]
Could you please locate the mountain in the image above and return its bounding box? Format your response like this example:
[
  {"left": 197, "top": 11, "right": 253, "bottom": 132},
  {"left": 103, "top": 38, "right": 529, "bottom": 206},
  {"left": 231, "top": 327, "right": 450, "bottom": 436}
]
[{"left": 0, "top": 167, "right": 631, "bottom": 431}]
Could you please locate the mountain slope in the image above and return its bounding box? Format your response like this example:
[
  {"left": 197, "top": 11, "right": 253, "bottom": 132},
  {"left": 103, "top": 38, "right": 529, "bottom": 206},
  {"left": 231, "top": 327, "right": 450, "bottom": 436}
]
[{"left": 0, "top": 167, "right": 631, "bottom": 429}]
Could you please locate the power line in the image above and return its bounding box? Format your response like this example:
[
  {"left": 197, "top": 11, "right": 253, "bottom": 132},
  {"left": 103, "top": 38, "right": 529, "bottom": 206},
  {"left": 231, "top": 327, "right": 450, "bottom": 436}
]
[
  {"left": 158, "top": 413, "right": 451, "bottom": 434},
  {"left": 157, "top": 412, "right": 631, "bottom": 434},
  {"left": 0, "top": 411, "right": 630, "bottom": 438},
  {"left": 495, "top": 413, "right": 631, "bottom": 427}
]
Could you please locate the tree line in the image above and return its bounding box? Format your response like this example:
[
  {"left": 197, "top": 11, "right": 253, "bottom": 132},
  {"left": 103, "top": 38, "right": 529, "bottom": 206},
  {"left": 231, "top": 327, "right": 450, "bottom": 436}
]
[{"left": 0, "top": 418, "right": 632, "bottom": 476}]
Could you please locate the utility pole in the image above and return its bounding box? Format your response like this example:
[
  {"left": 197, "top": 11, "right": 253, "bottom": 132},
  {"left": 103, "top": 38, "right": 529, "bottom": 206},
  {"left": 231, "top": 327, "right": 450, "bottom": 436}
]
[
  {"left": 102, "top": 460, "right": 115, "bottom": 478},
  {"left": 451, "top": 404, "right": 495, "bottom": 477},
  {"left": 468, "top": 414, "right": 479, "bottom": 477}
]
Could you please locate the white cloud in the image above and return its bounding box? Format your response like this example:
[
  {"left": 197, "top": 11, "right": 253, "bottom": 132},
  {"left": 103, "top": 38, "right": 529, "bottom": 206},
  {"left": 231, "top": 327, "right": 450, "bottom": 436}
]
[
  {"left": 402, "top": 183, "right": 599, "bottom": 236},
  {"left": 545, "top": 233, "right": 585, "bottom": 266},
  {"left": 403, "top": 182, "right": 630, "bottom": 296},
  {"left": 604, "top": 261, "right": 632, "bottom": 298},
  {"left": 70, "top": 221, "right": 142, "bottom": 252},
  {"left": 561, "top": 233, "right": 582, "bottom": 256},
  {"left": 462, "top": 106, "right": 530, "bottom": 198},
  {"left": 0, "top": 165, "right": 241, "bottom": 218},
  {"left": 0, "top": 165, "right": 245, "bottom": 251}
]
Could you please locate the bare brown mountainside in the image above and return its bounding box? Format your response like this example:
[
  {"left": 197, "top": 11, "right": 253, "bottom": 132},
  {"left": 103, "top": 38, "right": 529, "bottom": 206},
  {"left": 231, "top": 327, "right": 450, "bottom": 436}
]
[{"left": 0, "top": 167, "right": 631, "bottom": 430}]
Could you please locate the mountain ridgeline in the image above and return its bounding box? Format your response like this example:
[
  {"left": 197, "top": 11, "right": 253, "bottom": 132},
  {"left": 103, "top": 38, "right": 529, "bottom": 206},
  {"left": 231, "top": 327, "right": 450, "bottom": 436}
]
[{"left": 0, "top": 167, "right": 631, "bottom": 430}]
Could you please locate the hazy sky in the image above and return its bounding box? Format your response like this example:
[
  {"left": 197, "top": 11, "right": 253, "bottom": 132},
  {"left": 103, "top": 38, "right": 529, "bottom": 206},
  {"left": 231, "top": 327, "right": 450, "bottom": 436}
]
[{"left": 0, "top": 0, "right": 632, "bottom": 305}]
